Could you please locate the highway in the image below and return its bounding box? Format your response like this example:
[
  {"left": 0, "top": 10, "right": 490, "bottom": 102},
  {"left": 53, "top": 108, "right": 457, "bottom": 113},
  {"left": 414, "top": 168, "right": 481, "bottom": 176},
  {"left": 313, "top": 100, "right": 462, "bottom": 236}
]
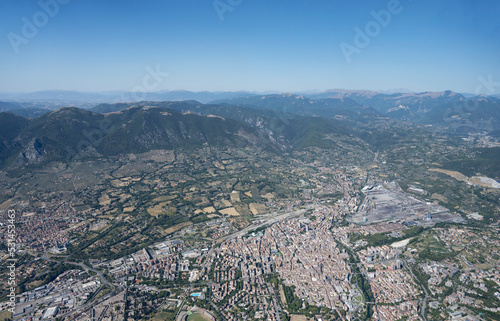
[
  {"left": 38, "top": 252, "right": 124, "bottom": 320},
  {"left": 407, "top": 262, "right": 428, "bottom": 321},
  {"left": 216, "top": 208, "right": 307, "bottom": 243}
]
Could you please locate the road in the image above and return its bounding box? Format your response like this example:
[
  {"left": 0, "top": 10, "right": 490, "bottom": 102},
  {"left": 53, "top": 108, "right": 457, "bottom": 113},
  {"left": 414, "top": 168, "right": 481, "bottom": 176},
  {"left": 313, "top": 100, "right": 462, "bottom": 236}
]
[
  {"left": 40, "top": 252, "right": 116, "bottom": 289},
  {"left": 173, "top": 300, "right": 186, "bottom": 321},
  {"left": 340, "top": 242, "right": 376, "bottom": 319},
  {"left": 98, "top": 305, "right": 109, "bottom": 321},
  {"left": 206, "top": 290, "right": 228, "bottom": 321},
  {"left": 39, "top": 252, "right": 124, "bottom": 320},
  {"left": 264, "top": 280, "right": 282, "bottom": 321},
  {"left": 407, "top": 263, "right": 428, "bottom": 321},
  {"left": 216, "top": 209, "right": 307, "bottom": 243}
]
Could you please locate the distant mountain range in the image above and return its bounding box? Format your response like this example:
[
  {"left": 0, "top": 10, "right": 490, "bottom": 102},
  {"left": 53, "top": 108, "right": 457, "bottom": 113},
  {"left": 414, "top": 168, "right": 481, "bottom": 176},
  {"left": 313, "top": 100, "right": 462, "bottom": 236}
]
[
  {"left": 2, "top": 96, "right": 429, "bottom": 170},
  {"left": 0, "top": 90, "right": 260, "bottom": 104},
  {"left": 0, "top": 90, "right": 264, "bottom": 117},
  {"left": 0, "top": 105, "right": 283, "bottom": 169},
  {"left": 0, "top": 89, "right": 499, "bottom": 170},
  {"left": 92, "top": 100, "right": 372, "bottom": 150},
  {"left": 0, "top": 100, "right": 22, "bottom": 112},
  {"left": 1, "top": 89, "right": 498, "bottom": 132},
  {"left": 0, "top": 88, "right": 498, "bottom": 105},
  {"left": 212, "top": 93, "right": 379, "bottom": 122},
  {"left": 211, "top": 92, "right": 499, "bottom": 134}
]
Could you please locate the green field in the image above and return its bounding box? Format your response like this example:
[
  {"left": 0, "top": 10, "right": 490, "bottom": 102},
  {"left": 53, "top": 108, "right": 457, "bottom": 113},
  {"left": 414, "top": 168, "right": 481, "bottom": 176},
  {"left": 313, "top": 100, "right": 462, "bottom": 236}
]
[
  {"left": 187, "top": 312, "right": 211, "bottom": 321},
  {"left": 423, "top": 233, "right": 449, "bottom": 254}
]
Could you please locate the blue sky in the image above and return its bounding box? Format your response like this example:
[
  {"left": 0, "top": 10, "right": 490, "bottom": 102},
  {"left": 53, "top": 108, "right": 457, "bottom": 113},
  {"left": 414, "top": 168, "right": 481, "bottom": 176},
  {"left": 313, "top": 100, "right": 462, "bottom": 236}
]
[{"left": 1, "top": 0, "right": 499, "bottom": 94}]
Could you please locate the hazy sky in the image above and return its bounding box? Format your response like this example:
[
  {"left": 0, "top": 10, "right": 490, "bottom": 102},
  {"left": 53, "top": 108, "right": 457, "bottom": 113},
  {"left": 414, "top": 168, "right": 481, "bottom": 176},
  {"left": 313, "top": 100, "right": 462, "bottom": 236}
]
[{"left": 1, "top": 0, "right": 499, "bottom": 94}]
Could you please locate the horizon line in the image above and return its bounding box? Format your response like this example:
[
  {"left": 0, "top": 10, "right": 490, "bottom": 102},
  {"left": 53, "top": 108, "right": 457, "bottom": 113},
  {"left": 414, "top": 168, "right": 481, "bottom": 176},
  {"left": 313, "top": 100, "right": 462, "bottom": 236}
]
[{"left": 0, "top": 88, "right": 496, "bottom": 96}]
